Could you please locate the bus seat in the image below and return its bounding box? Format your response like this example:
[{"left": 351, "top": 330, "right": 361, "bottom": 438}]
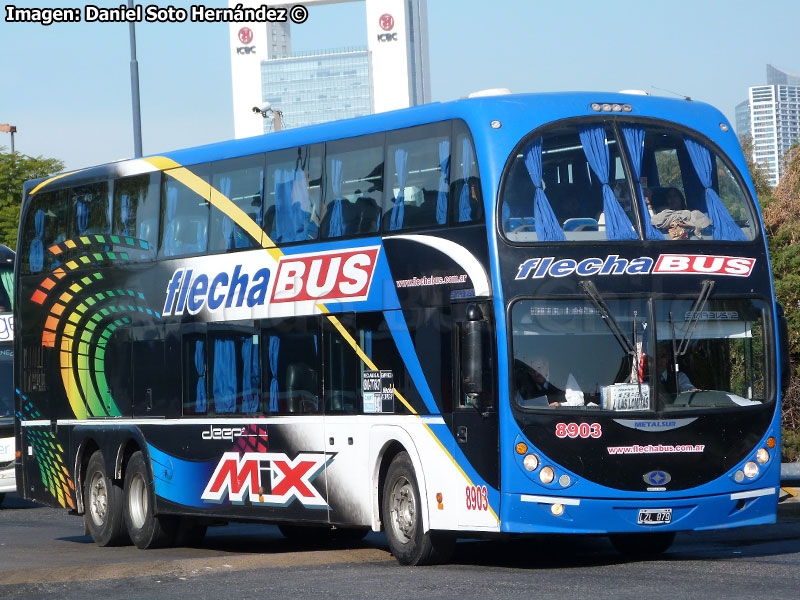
[
  {"left": 354, "top": 197, "right": 380, "bottom": 233},
  {"left": 320, "top": 198, "right": 357, "bottom": 238},
  {"left": 563, "top": 218, "right": 599, "bottom": 232},
  {"left": 285, "top": 362, "right": 318, "bottom": 413}
]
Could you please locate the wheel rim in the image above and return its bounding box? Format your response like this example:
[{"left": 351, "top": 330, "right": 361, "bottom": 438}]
[
  {"left": 128, "top": 472, "right": 148, "bottom": 530},
  {"left": 388, "top": 475, "right": 416, "bottom": 544},
  {"left": 88, "top": 472, "right": 108, "bottom": 527}
]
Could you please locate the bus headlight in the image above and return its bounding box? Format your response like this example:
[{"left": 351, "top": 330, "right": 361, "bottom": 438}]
[
  {"left": 756, "top": 448, "right": 770, "bottom": 464},
  {"left": 539, "top": 466, "right": 555, "bottom": 484},
  {"left": 743, "top": 461, "right": 759, "bottom": 479},
  {"left": 523, "top": 454, "right": 539, "bottom": 471}
]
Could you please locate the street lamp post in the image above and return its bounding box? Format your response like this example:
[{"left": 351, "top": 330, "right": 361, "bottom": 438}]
[
  {"left": 128, "top": 0, "right": 143, "bottom": 157},
  {"left": 0, "top": 124, "right": 17, "bottom": 154}
]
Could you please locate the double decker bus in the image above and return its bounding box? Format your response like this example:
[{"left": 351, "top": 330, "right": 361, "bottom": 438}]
[
  {"left": 0, "top": 245, "right": 15, "bottom": 506},
  {"left": 15, "top": 92, "right": 788, "bottom": 563}
]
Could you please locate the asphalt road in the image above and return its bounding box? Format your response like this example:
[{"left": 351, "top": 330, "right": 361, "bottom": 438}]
[{"left": 3, "top": 493, "right": 800, "bottom": 599}]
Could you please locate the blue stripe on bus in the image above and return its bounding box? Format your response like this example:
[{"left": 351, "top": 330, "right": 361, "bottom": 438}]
[{"left": 147, "top": 442, "right": 219, "bottom": 508}]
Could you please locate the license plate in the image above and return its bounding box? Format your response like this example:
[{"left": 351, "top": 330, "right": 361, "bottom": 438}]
[{"left": 638, "top": 508, "right": 672, "bottom": 525}]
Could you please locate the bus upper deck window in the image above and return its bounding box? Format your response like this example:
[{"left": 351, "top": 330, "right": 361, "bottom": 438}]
[
  {"left": 113, "top": 174, "right": 160, "bottom": 259},
  {"left": 450, "top": 121, "right": 483, "bottom": 225},
  {"left": 208, "top": 154, "right": 266, "bottom": 253},
  {"left": 160, "top": 165, "right": 211, "bottom": 259},
  {"left": 21, "top": 188, "right": 71, "bottom": 274}
]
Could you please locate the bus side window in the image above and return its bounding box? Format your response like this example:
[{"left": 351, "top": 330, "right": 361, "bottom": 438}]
[
  {"left": 322, "top": 134, "right": 384, "bottom": 239},
  {"left": 450, "top": 121, "right": 483, "bottom": 225},
  {"left": 262, "top": 317, "right": 320, "bottom": 414},
  {"left": 383, "top": 121, "right": 452, "bottom": 231},
  {"left": 21, "top": 188, "right": 71, "bottom": 274},
  {"left": 263, "top": 145, "right": 323, "bottom": 245},
  {"left": 207, "top": 331, "right": 260, "bottom": 415},
  {"left": 70, "top": 181, "right": 111, "bottom": 239},
  {"left": 209, "top": 154, "right": 266, "bottom": 253},
  {"left": 113, "top": 174, "right": 160, "bottom": 259},
  {"left": 159, "top": 166, "right": 211, "bottom": 259},
  {"left": 183, "top": 331, "right": 208, "bottom": 415}
]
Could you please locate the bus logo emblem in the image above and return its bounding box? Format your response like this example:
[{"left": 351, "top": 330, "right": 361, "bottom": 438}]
[
  {"left": 202, "top": 451, "right": 328, "bottom": 507},
  {"left": 643, "top": 470, "right": 671, "bottom": 486}
]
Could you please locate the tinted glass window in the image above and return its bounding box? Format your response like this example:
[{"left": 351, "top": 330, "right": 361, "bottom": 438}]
[
  {"left": 450, "top": 120, "right": 484, "bottom": 225},
  {"left": 262, "top": 317, "right": 320, "bottom": 414},
  {"left": 160, "top": 166, "right": 210, "bottom": 258},
  {"left": 641, "top": 126, "right": 756, "bottom": 241},
  {"left": 383, "top": 122, "right": 452, "bottom": 231},
  {"left": 264, "top": 145, "right": 323, "bottom": 245},
  {"left": 113, "top": 174, "right": 160, "bottom": 259},
  {"left": 69, "top": 181, "right": 111, "bottom": 239},
  {"left": 323, "top": 133, "right": 384, "bottom": 238},
  {"left": 502, "top": 122, "right": 635, "bottom": 242},
  {"left": 209, "top": 155, "right": 265, "bottom": 253},
  {"left": 21, "top": 188, "right": 71, "bottom": 274}
]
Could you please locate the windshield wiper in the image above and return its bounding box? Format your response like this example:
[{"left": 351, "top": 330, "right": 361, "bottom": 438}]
[
  {"left": 666, "top": 279, "right": 714, "bottom": 397},
  {"left": 579, "top": 281, "right": 635, "bottom": 357}
]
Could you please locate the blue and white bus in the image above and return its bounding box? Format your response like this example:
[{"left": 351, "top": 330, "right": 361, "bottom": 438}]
[
  {"left": 0, "top": 245, "right": 15, "bottom": 506},
  {"left": 15, "top": 91, "right": 788, "bottom": 563}
]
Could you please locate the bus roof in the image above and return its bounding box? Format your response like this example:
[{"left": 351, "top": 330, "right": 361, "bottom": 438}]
[{"left": 25, "top": 91, "right": 733, "bottom": 196}]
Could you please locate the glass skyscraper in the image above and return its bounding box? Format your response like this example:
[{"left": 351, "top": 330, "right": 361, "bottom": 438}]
[{"left": 260, "top": 48, "right": 373, "bottom": 132}]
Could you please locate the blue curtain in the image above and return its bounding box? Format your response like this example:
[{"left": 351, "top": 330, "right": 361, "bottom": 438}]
[
  {"left": 390, "top": 148, "right": 408, "bottom": 230},
  {"left": 436, "top": 141, "right": 450, "bottom": 225},
  {"left": 194, "top": 340, "right": 206, "bottom": 413},
  {"left": 523, "top": 137, "right": 566, "bottom": 242},
  {"left": 274, "top": 170, "right": 296, "bottom": 243},
  {"left": 269, "top": 335, "right": 280, "bottom": 412},
  {"left": 683, "top": 137, "right": 746, "bottom": 241},
  {"left": 120, "top": 194, "right": 130, "bottom": 237},
  {"left": 76, "top": 200, "right": 89, "bottom": 234},
  {"left": 329, "top": 159, "right": 345, "bottom": 237},
  {"left": 163, "top": 186, "right": 179, "bottom": 255},
  {"left": 30, "top": 209, "right": 45, "bottom": 273},
  {"left": 213, "top": 339, "right": 236, "bottom": 413},
  {"left": 241, "top": 337, "right": 259, "bottom": 413},
  {"left": 458, "top": 138, "right": 474, "bottom": 222},
  {"left": 292, "top": 168, "right": 317, "bottom": 240},
  {"left": 219, "top": 176, "right": 234, "bottom": 249},
  {"left": 620, "top": 125, "right": 663, "bottom": 240},
  {"left": 578, "top": 125, "right": 638, "bottom": 240}
]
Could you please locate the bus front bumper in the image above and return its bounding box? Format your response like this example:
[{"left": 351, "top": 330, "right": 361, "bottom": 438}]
[{"left": 500, "top": 488, "right": 778, "bottom": 534}]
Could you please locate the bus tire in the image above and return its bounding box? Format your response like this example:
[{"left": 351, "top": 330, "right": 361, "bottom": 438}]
[
  {"left": 84, "top": 450, "right": 128, "bottom": 546},
  {"left": 123, "top": 451, "right": 177, "bottom": 549},
  {"left": 382, "top": 451, "right": 454, "bottom": 565},
  {"left": 609, "top": 531, "right": 675, "bottom": 556}
]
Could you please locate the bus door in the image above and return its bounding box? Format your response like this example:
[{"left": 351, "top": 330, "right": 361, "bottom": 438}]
[
  {"left": 320, "top": 313, "right": 372, "bottom": 527},
  {"left": 452, "top": 301, "right": 498, "bottom": 524}
]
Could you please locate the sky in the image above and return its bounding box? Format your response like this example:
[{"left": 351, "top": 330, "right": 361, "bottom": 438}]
[{"left": 1, "top": 0, "right": 799, "bottom": 171}]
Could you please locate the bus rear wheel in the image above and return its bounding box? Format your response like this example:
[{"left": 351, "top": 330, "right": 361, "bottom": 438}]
[
  {"left": 123, "top": 451, "right": 177, "bottom": 549},
  {"left": 84, "top": 450, "right": 128, "bottom": 546},
  {"left": 382, "top": 451, "right": 454, "bottom": 565},
  {"left": 609, "top": 531, "right": 675, "bottom": 556}
]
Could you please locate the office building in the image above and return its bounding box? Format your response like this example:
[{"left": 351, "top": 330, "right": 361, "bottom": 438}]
[
  {"left": 229, "top": 0, "right": 431, "bottom": 138},
  {"left": 736, "top": 65, "right": 800, "bottom": 186}
]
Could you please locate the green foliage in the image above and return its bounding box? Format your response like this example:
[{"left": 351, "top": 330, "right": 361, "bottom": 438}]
[{"left": 0, "top": 147, "right": 64, "bottom": 250}]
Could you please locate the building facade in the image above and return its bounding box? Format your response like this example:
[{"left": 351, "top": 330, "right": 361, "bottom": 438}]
[
  {"left": 737, "top": 66, "right": 800, "bottom": 187},
  {"left": 229, "top": 0, "right": 431, "bottom": 138}
]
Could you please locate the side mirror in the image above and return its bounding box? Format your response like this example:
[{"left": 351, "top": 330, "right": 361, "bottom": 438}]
[
  {"left": 777, "top": 302, "right": 791, "bottom": 394},
  {"left": 461, "top": 304, "right": 490, "bottom": 411}
]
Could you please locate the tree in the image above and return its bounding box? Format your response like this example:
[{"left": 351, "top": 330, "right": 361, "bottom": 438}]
[
  {"left": 759, "top": 143, "right": 800, "bottom": 458},
  {"left": 738, "top": 134, "right": 773, "bottom": 204},
  {"left": 0, "top": 147, "right": 64, "bottom": 250}
]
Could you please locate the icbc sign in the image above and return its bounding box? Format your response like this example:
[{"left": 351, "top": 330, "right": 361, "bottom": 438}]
[
  {"left": 271, "top": 246, "right": 380, "bottom": 304},
  {"left": 379, "top": 13, "right": 394, "bottom": 30},
  {"left": 238, "top": 27, "right": 253, "bottom": 44}
]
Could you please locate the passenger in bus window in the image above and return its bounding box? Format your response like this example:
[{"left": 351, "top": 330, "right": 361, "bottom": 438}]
[
  {"left": 514, "top": 356, "right": 566, "bottom": 407},
  {"left": 651, "top": 187, "right": 712, "bottom": 239},
  {"left": 656, "top": 346, "right": 698, "bottom": 393}
]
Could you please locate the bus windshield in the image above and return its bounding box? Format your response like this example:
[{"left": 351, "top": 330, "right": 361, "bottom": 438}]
[
  {"left": 500, "top": 120, "right": 756, "bottom": 242},
  {"left": 510, "top": 297, "right": 767, "bottom": 412}
]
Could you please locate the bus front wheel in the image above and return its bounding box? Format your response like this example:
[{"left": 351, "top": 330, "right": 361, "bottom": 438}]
[
  {"left": 123, "top": 451, "right": 177, "bottom": 549},
  {"left": 609, "top": 531, "right": 675, "bottom": 556},
  {"left": 381, "top": 451, "right": 454, "bottom": 565},
  {"left": 84, "top": 450, "right": 128, "bottom": 546}
]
